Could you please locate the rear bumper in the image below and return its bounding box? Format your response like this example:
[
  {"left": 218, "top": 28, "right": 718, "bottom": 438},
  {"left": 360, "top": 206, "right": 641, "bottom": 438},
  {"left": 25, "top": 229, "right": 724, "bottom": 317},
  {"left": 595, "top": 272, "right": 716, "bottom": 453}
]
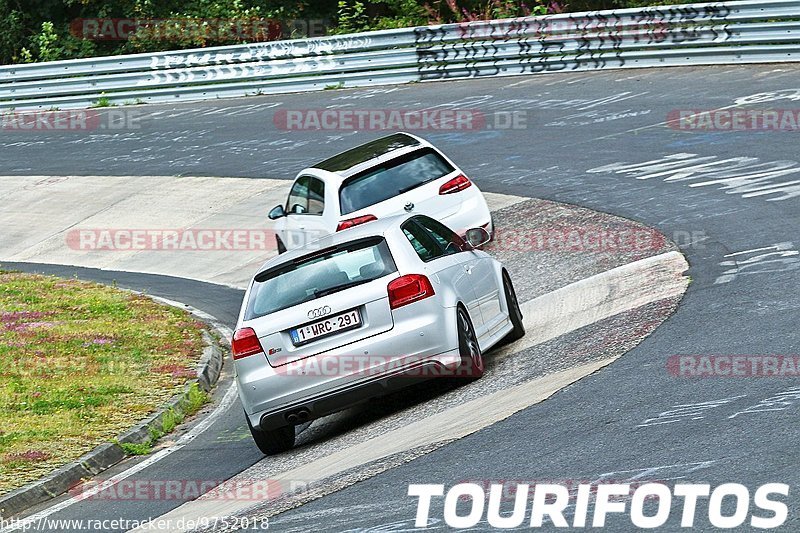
[
  {"left": 236, "top": 305, "right": 461, "bottom": 430},
  {"left": 254, "top": 347, "right": 460, "bottom": 430}
]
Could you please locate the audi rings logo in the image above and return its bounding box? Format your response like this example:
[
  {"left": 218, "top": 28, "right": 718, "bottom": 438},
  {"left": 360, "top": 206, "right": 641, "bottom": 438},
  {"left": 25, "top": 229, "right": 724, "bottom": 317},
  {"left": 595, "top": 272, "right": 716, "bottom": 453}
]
[{"left": 308, "top": 306, "right": 332, "bottom": 319}]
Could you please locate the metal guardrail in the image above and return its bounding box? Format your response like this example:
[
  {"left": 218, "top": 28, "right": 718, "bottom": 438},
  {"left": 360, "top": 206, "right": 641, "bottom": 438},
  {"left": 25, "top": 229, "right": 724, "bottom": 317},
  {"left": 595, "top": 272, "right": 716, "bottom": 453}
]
[{"left": 1, "top": 0, "right": 799, "bottom": 110}]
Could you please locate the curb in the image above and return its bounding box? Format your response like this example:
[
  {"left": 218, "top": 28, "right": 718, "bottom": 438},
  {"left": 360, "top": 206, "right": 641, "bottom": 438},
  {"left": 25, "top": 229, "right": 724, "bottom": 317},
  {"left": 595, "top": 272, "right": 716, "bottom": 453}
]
[{"left": 0, "top": 306, "right": 228, "bottom": 520}]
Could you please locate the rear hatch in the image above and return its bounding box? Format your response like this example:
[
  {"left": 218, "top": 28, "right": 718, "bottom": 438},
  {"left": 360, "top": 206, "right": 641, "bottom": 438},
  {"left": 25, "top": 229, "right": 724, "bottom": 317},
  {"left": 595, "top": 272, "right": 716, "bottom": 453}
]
[
  {"left": 243, "top": 236, "right": 398, "bottom": 366},
  {"left": 338, "top": 147, "right": 466, "bottom": 223}
]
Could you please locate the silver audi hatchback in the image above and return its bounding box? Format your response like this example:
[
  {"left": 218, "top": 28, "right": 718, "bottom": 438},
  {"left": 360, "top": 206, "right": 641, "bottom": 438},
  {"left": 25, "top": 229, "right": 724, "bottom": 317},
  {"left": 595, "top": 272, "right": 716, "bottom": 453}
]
[{"left": 232, "top": 214, "right": 524, "bottom": 454}]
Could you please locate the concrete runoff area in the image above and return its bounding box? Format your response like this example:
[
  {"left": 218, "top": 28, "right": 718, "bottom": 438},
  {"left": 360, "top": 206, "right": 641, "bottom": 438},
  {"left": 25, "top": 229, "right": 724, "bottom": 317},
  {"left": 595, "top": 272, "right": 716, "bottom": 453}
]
[{"left": 0, "top": 175, "right": 522, "bottom": 289}]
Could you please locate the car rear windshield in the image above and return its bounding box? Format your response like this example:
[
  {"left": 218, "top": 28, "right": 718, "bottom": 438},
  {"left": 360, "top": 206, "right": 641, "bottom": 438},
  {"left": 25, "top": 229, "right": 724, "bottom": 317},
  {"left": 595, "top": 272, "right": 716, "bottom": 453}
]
[
  {"left": 338, "top": 148, "right": 455, "bottom": 215},
  {"left": 245, "top": 237, "right": 397, "bottom": 319}
]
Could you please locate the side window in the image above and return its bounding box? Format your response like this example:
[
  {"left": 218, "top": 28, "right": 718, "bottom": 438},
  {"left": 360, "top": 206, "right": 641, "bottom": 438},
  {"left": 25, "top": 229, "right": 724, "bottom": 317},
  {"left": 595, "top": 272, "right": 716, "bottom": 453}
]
[
  {"left": 402, "top": 221, "right": 444, "bottom": 262},
  {"left": 286, "top": 176, "right": 309, "bottom": 214},
  {"left": 307, "top": 177, "right": 325, "bottom": 215},
  {"left": 415, "top": 216, "right": 465, "bottom": 256}
]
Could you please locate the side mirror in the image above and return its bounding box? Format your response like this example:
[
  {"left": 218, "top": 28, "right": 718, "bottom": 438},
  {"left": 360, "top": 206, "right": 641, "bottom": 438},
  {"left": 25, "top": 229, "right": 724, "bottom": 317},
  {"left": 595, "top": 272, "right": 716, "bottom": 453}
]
[
  {"left": 465, "top": 227, "right": 491, "bottom": 249},
  {"left": 268, "top": 205, "right": 286, "bottom": 220}
]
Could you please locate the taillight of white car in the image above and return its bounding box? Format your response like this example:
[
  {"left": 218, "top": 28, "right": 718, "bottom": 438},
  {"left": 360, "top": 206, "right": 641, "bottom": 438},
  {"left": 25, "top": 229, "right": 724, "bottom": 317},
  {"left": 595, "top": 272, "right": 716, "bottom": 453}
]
[{"left": 438, "top": 174, "right": 472, "bottom": 195}]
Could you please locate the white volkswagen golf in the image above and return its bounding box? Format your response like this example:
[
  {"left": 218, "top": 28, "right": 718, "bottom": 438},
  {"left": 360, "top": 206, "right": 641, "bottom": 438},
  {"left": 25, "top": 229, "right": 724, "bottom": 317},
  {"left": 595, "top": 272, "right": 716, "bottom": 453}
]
[
  {"left": 268, "top": 132, "right": 494, "bottom": 252},
  {"left": 233, "top": 214, "right": 524, "bottom": 454}
]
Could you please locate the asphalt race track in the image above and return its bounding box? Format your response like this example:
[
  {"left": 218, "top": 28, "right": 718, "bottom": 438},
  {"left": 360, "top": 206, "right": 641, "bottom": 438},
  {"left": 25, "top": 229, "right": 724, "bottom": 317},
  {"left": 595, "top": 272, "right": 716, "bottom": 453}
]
[{"left": 2, "top": 64, "right": 800, "bottom": 531}]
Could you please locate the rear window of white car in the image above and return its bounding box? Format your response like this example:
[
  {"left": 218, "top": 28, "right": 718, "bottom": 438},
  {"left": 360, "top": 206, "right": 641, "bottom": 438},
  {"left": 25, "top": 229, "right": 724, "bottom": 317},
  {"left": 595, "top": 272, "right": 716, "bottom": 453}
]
[
  {"left": 338, "top": 148, "right": 455, "bottom": 215},
  {"left": 245, "top": 237, "right": 397, "bottom": 319}
]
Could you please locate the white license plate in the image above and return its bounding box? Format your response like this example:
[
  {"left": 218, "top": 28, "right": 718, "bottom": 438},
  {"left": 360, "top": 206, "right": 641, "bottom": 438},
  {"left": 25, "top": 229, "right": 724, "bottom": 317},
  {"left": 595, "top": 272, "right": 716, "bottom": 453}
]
[{"left": 290, "top": 309, "right": 361, "bottom": 345}]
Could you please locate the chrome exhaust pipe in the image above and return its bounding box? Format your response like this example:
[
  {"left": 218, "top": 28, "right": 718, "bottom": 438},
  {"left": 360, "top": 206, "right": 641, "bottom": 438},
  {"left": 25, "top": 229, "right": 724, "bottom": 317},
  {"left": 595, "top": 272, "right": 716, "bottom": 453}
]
[{"left": 296, "top": 409, "right": 310, "bottom": 422}]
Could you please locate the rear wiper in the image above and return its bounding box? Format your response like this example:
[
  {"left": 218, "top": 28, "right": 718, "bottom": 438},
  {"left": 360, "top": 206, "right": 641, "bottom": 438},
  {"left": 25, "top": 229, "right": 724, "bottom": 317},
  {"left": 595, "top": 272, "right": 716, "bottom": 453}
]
[
  {"left": 313, "top": 280, "right": 365, "bottom": 298},
  {"left": 398, "top": 182, "right": 424, "bottom": 194}
]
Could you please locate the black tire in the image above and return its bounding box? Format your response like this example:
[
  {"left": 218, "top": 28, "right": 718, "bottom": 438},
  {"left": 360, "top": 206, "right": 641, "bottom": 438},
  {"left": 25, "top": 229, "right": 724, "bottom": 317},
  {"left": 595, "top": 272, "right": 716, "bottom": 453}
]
[
  {"left": 456, "top": 306, "right": 484, "bottom": 379},
  {"left": 246, "top": 415, "right": 295, "bottom": 455},
  {"left": 502, "top": 270, "right": 525, "bottom": 343},
  {"left": 276, "top": 236, "right": 287, "bottom": 255}
]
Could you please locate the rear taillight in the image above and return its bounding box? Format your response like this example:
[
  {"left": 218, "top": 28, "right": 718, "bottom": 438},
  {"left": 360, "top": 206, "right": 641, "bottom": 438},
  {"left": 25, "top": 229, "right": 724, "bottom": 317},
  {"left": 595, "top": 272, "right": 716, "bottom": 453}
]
[
  {"left": 232, "top": 327, "right": 263, "bottom": 360},
  {"left": 336, "top": 214, "right": 377, "bottom": 231},
  {"left": 439, "top": 174, "right": 472, "bottom": 195},
  {"left": 388, "top": 274, "right": 435, "bottom": 309}
]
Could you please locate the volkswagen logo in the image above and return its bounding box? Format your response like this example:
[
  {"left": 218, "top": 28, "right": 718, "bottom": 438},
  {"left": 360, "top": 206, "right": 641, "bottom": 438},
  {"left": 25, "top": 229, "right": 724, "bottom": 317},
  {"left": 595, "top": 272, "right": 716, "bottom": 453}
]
[
  {"left": 404, "top": 202, "right": 414, "bottom": 212},
  {"left": 308, "top": 305, "right": 332, "bottom": 319}
]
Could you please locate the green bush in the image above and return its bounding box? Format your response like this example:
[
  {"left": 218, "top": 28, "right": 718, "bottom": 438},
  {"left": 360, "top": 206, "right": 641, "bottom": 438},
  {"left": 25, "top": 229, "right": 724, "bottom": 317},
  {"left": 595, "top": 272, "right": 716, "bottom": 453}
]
[
  {"left": 0, "top": 0, "right": 716, "bottom": 65},
  {"left": 0, "top": 0, "right": 25, "bottom": 64}
]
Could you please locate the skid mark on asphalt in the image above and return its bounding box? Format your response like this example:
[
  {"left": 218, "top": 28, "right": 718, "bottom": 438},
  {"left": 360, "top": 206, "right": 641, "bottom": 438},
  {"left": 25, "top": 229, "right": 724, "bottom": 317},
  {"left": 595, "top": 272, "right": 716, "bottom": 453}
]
[
  {"left": 638, "top": 387, "right": 800, "bottom": 426},
  {"left": 588, "top": 153, "right": 800, "bottom": 202},
  {"left": 714, "top": 242, "right": 800, "bottom": 284}
]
